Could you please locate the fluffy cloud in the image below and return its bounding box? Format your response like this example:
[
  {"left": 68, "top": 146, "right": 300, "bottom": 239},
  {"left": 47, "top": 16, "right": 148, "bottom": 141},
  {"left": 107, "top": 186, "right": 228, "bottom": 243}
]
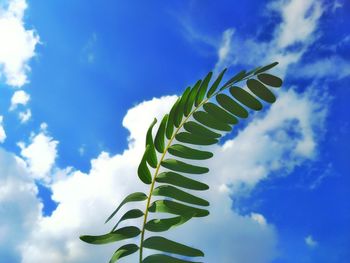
[
  {"left": 0, "top": 116, "right": 6, "bottom": 143},
  {"left": 0, "top": 148, "right": 42, "bottom": 263},
  {"left": 10, "top": 90, "right": 30, "bottom": 110},
  {"left": 19, "top": 109, "right": 32, "bottom": 123},
  {"left": 18, "top": 123, "right": 58, "bottom": 180},
  {"left": 0, "top": 0, "right": 40, "bottom": 87}
]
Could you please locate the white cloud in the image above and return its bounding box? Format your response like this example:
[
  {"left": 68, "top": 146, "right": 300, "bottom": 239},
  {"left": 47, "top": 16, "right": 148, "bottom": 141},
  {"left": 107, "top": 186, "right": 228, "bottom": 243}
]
[
  {"left": 305, "top": 235, "right": 318, "bottom": 247},
  {"left": 18, "top": 109, "right": 32, "bottom": 123},
  {"left": 0, "top": 116, "right": 6, "bottom": 143},
  {"left": 0, "top": 148, "right": 42, "bottom": 262},
  {"left": 0, "top": 0, "right": 40, "bottom": 87},
  {"left": 18, "top": 123, "right": 58, "bottom": 180},
  {"left": 10, "top": 90, "right": 30, "bottom": 110},
  {"left": 272, "top": 0, "right": 323, "bottom": 49}
]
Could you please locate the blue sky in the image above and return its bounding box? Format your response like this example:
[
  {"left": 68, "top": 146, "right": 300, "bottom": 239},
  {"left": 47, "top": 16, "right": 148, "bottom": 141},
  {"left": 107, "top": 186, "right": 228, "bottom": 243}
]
[{"left": 0, "top": 0, "right": 349, "bottom": 262}]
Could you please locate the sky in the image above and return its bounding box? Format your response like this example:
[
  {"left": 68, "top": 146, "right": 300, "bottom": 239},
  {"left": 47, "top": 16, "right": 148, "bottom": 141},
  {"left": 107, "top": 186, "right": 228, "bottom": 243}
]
[{"left": 0, "top": 0, "right": 349, "bottom": 262}]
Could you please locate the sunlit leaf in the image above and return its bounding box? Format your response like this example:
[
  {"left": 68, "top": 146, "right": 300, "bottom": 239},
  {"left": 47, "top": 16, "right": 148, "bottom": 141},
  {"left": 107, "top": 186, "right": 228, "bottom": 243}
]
[
  {"left": 246, "top": 79, "right": 276, "bottom": 103},
  {"left": 207, "top": 68, "right": 227, "bottom": 98},
  {"left": 145, "top": 118, "right": 158, "bottom": 168},
  {"left": 203, "top": 102, "right": 238, "bottom": 125},
  {"left": 143, "top": 236, "right": 204, "bottom": 257},
  {"left": 156, "top": 172, "right": 209, "bottom": 191},
  {"left": 184, "top": 80, "right": 202, "bottom": 116},
  {"left": 168, "top": 144, "right": 213, "bottom": 160},
  {"left": 183, "top": 121, "right": 221, "bottom": 138},
  {"left": 195, "top": 72, "right": 212, "bottom": 106},
  {"left": 254, "top": 62, "right": 279, "bottom": 74},
  {"left": 154, "top": 114, "right": 168, "bottom": 153},
  {"left": 80, "top": 226, "right": 140, "bottom": 245},
  {"left": 161, "top": 159, "right": 209, "bottom": 174},
  {"left": 138, "top": 145, "right": 153, "bottom": 184},
  {"left": 257, "top": 73, "right": 283, "bottom": 87},
  {"left": 148, "top": 200, "right": 209, "bottom": 217},
  {"left": 145, "top": 214, "right": 193, "bottom": 232},
  {"left": 216, "top": 94, "right": 249, "bottom": 118},
  {"left": 153, "top": 185, "right": 209, "bottom": 206},
  {"left": 143, "top": 254, "right": 201, "bottom": 263},
  {"left": 105, "top": 192, "right": 147, "bottom": 223},
  {"left": 111, "top": 209, "right": 144, "bottom": 232},
  {"left": 193, "top": 111, "right": 231, "bottom": 131},
  {"left": 229, "top": 86, "right": 262, "bottom": 110},
  {"left": 109, "top": 244, "right": 139, "bottom": 263},
  {"left": 175, "top": 132, "right": 218, "bottom": 145}
]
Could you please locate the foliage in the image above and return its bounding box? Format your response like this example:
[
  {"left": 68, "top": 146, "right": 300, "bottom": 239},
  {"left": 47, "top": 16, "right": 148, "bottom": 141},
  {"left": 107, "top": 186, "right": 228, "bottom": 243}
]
[{"left": 80, "top": 62, "right": 283, "bottom": 262}]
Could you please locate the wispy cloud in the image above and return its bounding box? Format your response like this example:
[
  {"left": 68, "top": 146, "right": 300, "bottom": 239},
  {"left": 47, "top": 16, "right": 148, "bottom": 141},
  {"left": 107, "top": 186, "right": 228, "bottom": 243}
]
[
  {"left": 305, "top": 235, "right": 318, "bottom": 248},
  {"left": 0, "top": 116, "right": 6, "bottom": 143}
]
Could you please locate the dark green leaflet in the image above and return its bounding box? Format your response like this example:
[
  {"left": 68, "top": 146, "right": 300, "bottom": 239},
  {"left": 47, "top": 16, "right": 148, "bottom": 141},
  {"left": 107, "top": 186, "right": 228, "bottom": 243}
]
[
  {"left": 80, "top": 226, "right": 140, "bottom": 245},
  {"left": 175, "top": 87, "right": 191, "bottom": 127},
  {"left": 203, "top": 102, "right": 238, "bottom": 125},
  {"left": 221, "top": 70, "right": 246, "bottom": 90},
  {"left": 161, "top": 159, "right": 209, "bottom": 174},
  {"left": 216, "top": 94, "right": 249, "bottom": 118},
  {"left": 246, "top": 79, "right": 276, "bottom": 103},
  {"left": 207, "top": 68, "right": 227, "bottom": 98},
  {"left": 183, "top": 121, "right": 221, "bottom": 138},
  {"left": 111, "top": 209, "right": 144, "bottom": 232},
  {"left": 255, "top": 61, "right": 279, "bottom": 74},
  {"left": 166, "top": 97, "right": 181, "bottom": 139},
  {"left": 193, "top": 111, "right": 231, "bottom": 131},
  {"left": 154, "top": 114, "right": 168, "bottom": 153},
  {"left": 143, "top": 236, "right": 204, "bottom": 257},
  {"left": 156, "top": 172, "right": 209, "bottom": 191},
  {"left": 109, "top": 244, "right": 139, "bottom": 263},
  {"left": 175, "top": 132, "right": 218, "bottom": 145},
  {"left": 145, "top": 118, "right": 158, "bottom": 168},
  {"left": 153, "top": 185, "right": 209, "bottom": 206},
  {"left": 184, "top": 80, "right": 202, "bottom": 116},
  {"left": 257, "top": 73, "right": 283, "bottom": 87},
  {"left": 168, "top": 144, "right": 213, "bottom": 160},
  {"left": 145, "top": 214, "right": 193, "bottom": 232},
  {"left": 105, "top": 192, "right": 147, "bottom": 223},
  {"left": 195, "top": 72, "right": 212, "bottom": 106},
  {"left": 138, "top": 145, "right": 153, "bottom": 184},
  {"left": 229, "top": 86, "right": 263, "bottom": 111},
  {"left": 148, "top": 200, "right": 209, "bottom": 217}
]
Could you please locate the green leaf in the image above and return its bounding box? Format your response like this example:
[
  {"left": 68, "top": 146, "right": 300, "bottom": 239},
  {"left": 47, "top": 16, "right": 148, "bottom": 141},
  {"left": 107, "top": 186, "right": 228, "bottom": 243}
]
[
  {"left": 193, "top": 111, "right": 231, "bottom": 131},
  {"left": 154, "top": 114, "right": 168, "bottom": 153},
  {"left": 246, "top": 79, "right": 276, "bottom": 103},
  {"left": 207, "top": 68, "right": 227, "bottom": 98},
  {"left": 195, "top": 72, "right": 212, "bottom": 106},
  {"left": 166, "top": 97, "right": 181, "bottom": 139},
  {"left": 254, "top": 61, "right": 279, "bottom": 74},
  {"left": 257, "top": 73, "right": 283, "bottom": 87},
  {"left": 145, "top": 214, "right": 193, "bottom": 232},
  {"left": 176, "top": 132, "right": 218, "bottom": 145},
  {"left": 105, "top": 192, "right": 147, "bottom": 223},
  {"left": 229, "top": 86, "right": 263, "bottom": 110},
  {"left": 148, "top": 200, "right": 209, "bottom": 217},
  {"left": 153, "top": 185, "right": 209, "bottom": 206},
  {"left": 138, "top": 145, "right": 153, "bottom": 185},
  {"left": 145, "top": 118, "right": 158, "bottom": 168},
  {"left": 174, "top": 87, "right": 191, "bottom": 127},
  {"left": 221, "top": 70, "right": 246, "bottom": 90},
  {"left": 80, "top": 226, "right": 140, "bottom": 245},
  {"left": 143, "top": 236, "right": 204, "bottom": 257},
  {"left": 109, "top": 244, "right": 139, "bottom": 263},
  {"left": 183, "top": 121, "right": 221, "bottom": 138},
  {"left": 143, "top": 254, "right": 201, "bottom": 263},
  {"left": 156, "top": 171, "right": 209, "bottom": 191},
  {"left": 203, "top": 102, "right": 238, "bottom": 125},
  {"left": 184, "top": 80, "right": 202, "bottom": 116},
  {"left": 111, "top": 209, "right": 144, "bottom": 232},
  {"left": 216, "top": 94, "right": 249, "bottom": 118},
  {"left": 161, "top": 159, "right": 209, "bottom": 174},
  {"left": 168, "top": 144, "right": 213, "bottom": 160}
]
